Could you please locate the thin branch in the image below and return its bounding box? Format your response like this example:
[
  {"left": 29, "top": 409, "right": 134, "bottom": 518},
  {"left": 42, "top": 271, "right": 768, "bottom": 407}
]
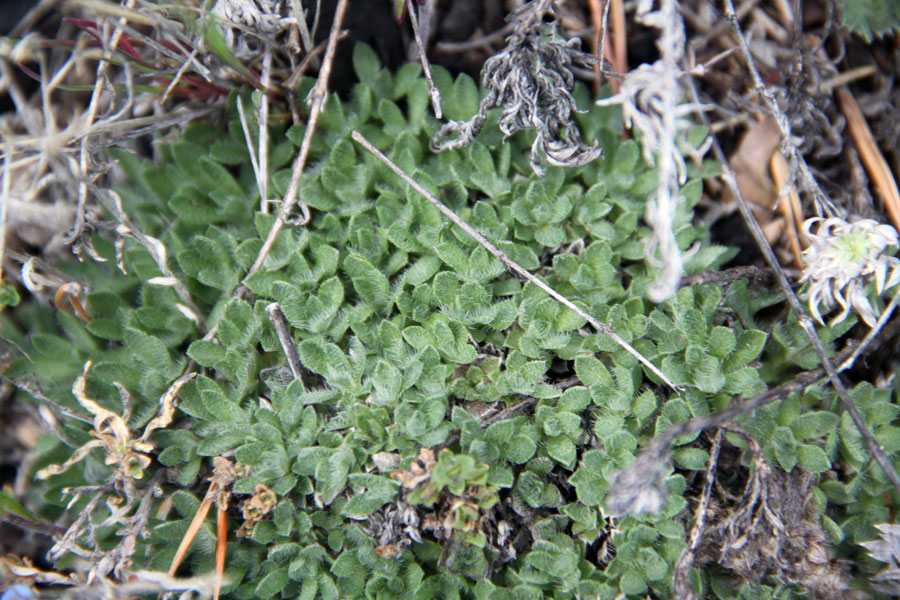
[
  {"left": 2, "top": 513, "right": 67, "bottom": 537},
  {"left": 104, "top": 191, "right": 205, "bottom": 329},
  {"left": 291, "top": 0, "right": 315, "bottom": 56},
  {"left": 0, "top": 146, "right": 10, "bottom": 283},
  {"left": 245, "top": 0, "right": 349, "bottom": 277},
  {"left": 673, "top": 429, "right": 723, "bottom": 600},
  {"left": 265, "top": 302, "right": 304, "bottom": 385},
  {"left": 836, "top": 87, "right": 900, "bottom": 232},
  {"left": 680, "top": 265, "right": 784, "bottom": 288},
  {"left": 838, "top": 285, "right": 900, "bottom": 373},
  {"left": 723, "top": 0, "right": 837, "bottom": 218},
  {"left": 352, "top": 130, "right": 678, "bottom": 391},
  {"left": 433, "top": 23, "right": 515, "bottom": 54},
  {"left": 64, "top": 0, "right": 137, "bottom": 247},
  {"left": 236, "top": 96, "right": 264, "bottom": 211},
  {"left": 406, "top": 0, "right": 442, "bottom": 120},
  {"left": 13, "top": 379, "right": 93, "bottom": 425}
]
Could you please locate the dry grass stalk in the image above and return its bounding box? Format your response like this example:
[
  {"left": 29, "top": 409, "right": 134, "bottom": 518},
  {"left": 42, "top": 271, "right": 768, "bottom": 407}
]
[
  {"left": 770, "top": 149, "right": 805, "bottom": 268},
  {"left": 673, "top": 429, "right": 723, "bottom": 600}
]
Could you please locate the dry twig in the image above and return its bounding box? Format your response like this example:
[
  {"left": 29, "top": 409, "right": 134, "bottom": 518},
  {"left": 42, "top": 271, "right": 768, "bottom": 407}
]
[
  {"left": 406, "top": 0, "right": 442, "bottom": 120},
  {"left": 673, "top": 429, "right": 723, "bottom": 600},
  {"left": 836, "top": 87, "right": 900, "bottom": 233},
  {"left": 265, "top": 302, "right": 304, "bottom": 384},
  {"left": 246, "top": 0, "right": 349, "bottom": 276}
]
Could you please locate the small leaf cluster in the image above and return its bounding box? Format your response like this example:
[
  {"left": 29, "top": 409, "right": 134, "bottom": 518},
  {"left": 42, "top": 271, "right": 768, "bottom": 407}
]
[
  {"left": 5, "top": 42, "right": 900, "bottom": 599},
  {"left": 839, "top": 0, "right": 900, "bottom": 42}
]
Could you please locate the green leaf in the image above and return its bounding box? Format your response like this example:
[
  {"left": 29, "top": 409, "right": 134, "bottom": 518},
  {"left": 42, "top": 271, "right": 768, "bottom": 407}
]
[
  {"left": 724, "top": 329, "right": 767, "bottom": 371},
  {"left": 0, "top": 282, "right": 20, "bottom": 308},
  {"left": 797, "top": 444, "right": 830, "bottom": 473},
  {"left": 187, "top": 340, "right": 226, "bottom": 368},
  {"left": 839, "top": 0, "right": 900, "bottom": 41},
  {"left": 197, "top": 376, "right": 244, "bottom": 423},
  {"left": 772, "top": 426, "right": 798, "bottom": 471},
  {"left": 449, "top": 73, "right": 479, "bottom": 121},
  {"left": 352, "top": 43, "right": 381, "bottom": 88},
  {"left": 545, "top": 436, "right": 576, "bottom": 467},
  {"left": 707, "top": 326, "right": 736, "bottom": 359},
  {"left": 0, "top": 491, "right": 38, "bottom": 521},
  {"left": 255, "top": 567, "right": 289, "bottom": 599},
  {"left": 403, "top": 256, "right": 441, "bottom": 285},
  {"left": 316, "top": 446, "right": 352, "bottom": 504},
  {"left": 504, "top": 434, "right": 537, "bottom": 464},
  {"left": 672, "top": 447, "right": 709, "bottom": 470},
  {"left": 791, "top": 411, "right": 840, "bottom": 441}
]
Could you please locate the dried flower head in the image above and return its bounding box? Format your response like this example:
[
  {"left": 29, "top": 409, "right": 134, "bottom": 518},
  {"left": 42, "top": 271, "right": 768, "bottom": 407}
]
[
  {"left": 861, "top": 523, "right": 900, "bottom": 594},
  {"left": 430, "top": 0, "right": 600, "bottom": 176},
  {"left": 800, "top": 217, "right": 900, "bottom": 327},
  {"left": 36, "top": 361, "right": 193, "bottom": 497}
]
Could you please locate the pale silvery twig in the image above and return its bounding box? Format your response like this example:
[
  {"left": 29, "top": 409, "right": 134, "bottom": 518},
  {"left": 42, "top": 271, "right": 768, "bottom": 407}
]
[
  {"left": 800, "top": 217, "right": 900, "bottom": 327},
  {"left": 595, "top": 0, "right": 707, "bottom": 303}
]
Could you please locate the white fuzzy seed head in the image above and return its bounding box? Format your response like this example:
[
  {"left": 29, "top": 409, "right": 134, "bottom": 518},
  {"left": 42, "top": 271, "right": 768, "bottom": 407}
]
[{"left": 800, "top": 217, "right": 900, "bottom": 327}]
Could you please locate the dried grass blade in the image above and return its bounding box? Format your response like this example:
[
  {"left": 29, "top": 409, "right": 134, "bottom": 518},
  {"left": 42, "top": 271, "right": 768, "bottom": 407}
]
[
  {"left": 770, "top": 150, "right": 804, "bottom": 268},
  {"left": 214, "top": 505, "right": 227, "bottom": 600},
  {"left": 246, "top": 0, "right": 350, "bottom": 276},
  {"left": 836, "top": 87, "right": 900, "bottom": 232},
  {"left": 167, "top": 492, "right": 214, "bottom": 577}
]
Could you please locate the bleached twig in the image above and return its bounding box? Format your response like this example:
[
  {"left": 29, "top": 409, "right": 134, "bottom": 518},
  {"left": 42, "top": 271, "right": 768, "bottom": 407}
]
[
  {"left": 672, "top": 429, "right": 723, "bottom": 599},
  {"left": 723, "top": 0, "right": 838, "bottom": 218},
  {"left": 266, "top": 302, "right": 304, "bottom": 385},
  {"left": 406, "top": 0, "right": 442, "bottom": 120},
  {"left": 246, "top": 0, "right": 349, "bottom": 277}
]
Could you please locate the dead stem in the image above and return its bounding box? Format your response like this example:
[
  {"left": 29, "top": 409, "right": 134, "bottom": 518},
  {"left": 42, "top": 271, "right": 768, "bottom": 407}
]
[
  {"left": 290, "top": 0, "right": 315, "bottom": 56},
  {"left": 723, "top": 0, "right": 837, "bottom": 219},
  {"left": 352, "top": 129, "right": 679, "bottom": 391},
  {"left": 433, "top": 23, "right": 515, "bottom": 54},
  {"left": 836, "top": 87, "right": 900, "bottom": 233},
  {"left": 837, "top": 286, "right": 900, "bottom": 373},
  {"left": 104, "top": 191, "right": 205, "bottom": 330},
  {"left": 245, "top": 0, "right": 349, "bottom": 277},
  {"left": 406, "top": 0, "right": 442, "bottom": 120},
  {"left": 265, "top": 302, "right": 304, "bottom": 384},
  {"left": 673, "top": 429, "right": 723, "bottom": 600},
  {"left": 259, "top": 47, "right": 273, "bottom": 212},
  {"left": 65, "top": 0, "right": 138, "bottom": 248}
]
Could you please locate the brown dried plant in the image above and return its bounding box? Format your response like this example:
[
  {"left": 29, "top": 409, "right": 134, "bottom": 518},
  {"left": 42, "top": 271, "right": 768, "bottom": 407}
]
[{"left": 694, "top": 426, "right": 850, "bottom": 600}]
